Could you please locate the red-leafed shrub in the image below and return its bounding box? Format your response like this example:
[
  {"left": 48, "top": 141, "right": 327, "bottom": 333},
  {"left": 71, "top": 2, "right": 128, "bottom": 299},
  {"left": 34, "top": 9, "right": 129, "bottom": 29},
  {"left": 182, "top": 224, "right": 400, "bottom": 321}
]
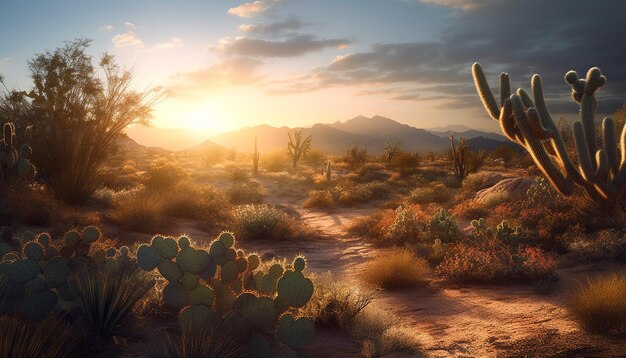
[
  {"left": 452, "top": 199, "right": 488, "bottom": 220},
  {"left": 436, "top": 238, "right": 556, "bottom": 283}
]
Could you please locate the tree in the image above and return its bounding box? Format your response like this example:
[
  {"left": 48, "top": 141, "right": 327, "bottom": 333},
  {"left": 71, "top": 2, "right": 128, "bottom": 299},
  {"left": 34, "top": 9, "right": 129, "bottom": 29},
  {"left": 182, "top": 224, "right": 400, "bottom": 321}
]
[
  {"left": 0, "top": 39, "right": 157, "bottom": 204},
  {"left": 287, "top": 128, "right": 311, "bottom": 170},
  {"left": 383, "top": 141, "right": 401, "bottom": 163}
]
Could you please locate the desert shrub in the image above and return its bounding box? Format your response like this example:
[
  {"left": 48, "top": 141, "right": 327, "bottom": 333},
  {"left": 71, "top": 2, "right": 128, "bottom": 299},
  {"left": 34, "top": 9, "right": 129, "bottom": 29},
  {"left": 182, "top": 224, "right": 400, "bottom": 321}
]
[
  {"left": 478, "top": 191, "right": 509, "bottom": 209},
  {"left": 437, "top": 239, "right": 556, "bottom": 282},
  {"left": 0, "top": 314, "right": 73, "bottom": 357},
  {"left": 92, "top": 188, "right": 116, "bottom": 206},
  {"left": 355, "top": 163, "right": 390, "bottom": 183},
  {"left": 202, "top": 146, "right": 224, "bottom": 167},
  {"left": 225, "top": 165, "right": 249, "bottom": 182},
  {"left": 161, "top": 321, "right": 247, "bottom": 358},
  {"left": 343, "top": 145, "right": 368, "bottom": 168},
  {"left": 347, "top": 212, "right": 387, "bottom": 239},
  {"left": 526, "top": 177, "right": 560, "bottom": 208},
  {"left": 226, "top": 182, "right": 264, "bottom": 205},
  {"left": 3, "top": 40, "right": 155, "bottom": 204},
  {"left": 441, "top": 175, "right": 462, "bottom": 188},
  {"left": 302, "top": 149, "right": 327, "bottom": 166},
  {"left": 158, "top": 184, "right": 232, "bottom": 228},
  {"left": 560, "top": 229, "right": 626, "bottom": 264},
  {"left": 453, "top": 199, "right": 488, "bottom": 220},
  {"left": 303, "top": 273, "right": 372, "bottom": 329},
  {"left": 462, "top": 172, "right": 496, "bottom": 193},
  {"left": 408, "top": 183, "right": 450, "bottom": 204},
  {"left": 303, "top": 190, "right": 335, "bottom": 209},
  {"left": 144, "top": 159, "right": 187, "bottom": 192},
  {"left": 108, "top": 189, "right": 163, "bottom": 232},
  {"left": 390, "top": 151, "right": 420, "bottom": 176},
  {"left": 361, "top": 248, "right": 429, "bottom": 289},
  {"left": 336, "top": 181, "right": 391, "bottom": 205},
  {"left": 263, "top": 151, "right": 289, "bottom": 172},
  {"left": 234, "top": 205, "right": 304, "bottom": 241},
  {"left": 349, "top": 304, "right": 421, "bottom": 357},
  {"left": 71, "top": 265, "right": 153, "bottom": 338},
  {"left": 568, "top": 272, "right": 626, "bottom": 335},
  {"left": 4, "top": 184, "right": 57, "bottom": 226}
]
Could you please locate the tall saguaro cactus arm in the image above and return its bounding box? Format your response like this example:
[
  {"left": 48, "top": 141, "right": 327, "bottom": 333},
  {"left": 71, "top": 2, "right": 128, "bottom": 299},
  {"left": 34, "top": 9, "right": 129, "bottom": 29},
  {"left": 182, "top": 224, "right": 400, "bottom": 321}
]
[{"left": 472, "top": 62, "right": 626, "bottom": 212}]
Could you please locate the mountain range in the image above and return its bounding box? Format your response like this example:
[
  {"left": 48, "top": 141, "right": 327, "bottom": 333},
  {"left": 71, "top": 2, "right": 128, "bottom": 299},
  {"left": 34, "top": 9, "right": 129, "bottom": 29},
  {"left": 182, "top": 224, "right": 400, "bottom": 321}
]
[{"left": 126, "top": 115, "right": 515, "bottom": 154}]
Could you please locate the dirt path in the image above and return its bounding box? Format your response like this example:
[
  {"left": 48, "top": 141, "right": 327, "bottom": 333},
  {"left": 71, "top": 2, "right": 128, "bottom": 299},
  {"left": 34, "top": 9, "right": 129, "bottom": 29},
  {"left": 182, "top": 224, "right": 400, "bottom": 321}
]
[{"left": 242, "top": 197, "right": 625, "bottom": 357}]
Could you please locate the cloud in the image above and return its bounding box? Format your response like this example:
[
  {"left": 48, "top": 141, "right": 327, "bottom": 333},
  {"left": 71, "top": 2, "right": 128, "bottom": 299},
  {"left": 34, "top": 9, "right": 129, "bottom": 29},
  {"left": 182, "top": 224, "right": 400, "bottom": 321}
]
[
  {"left": 124, "top": 22, "right": 138, "bottom": 29},
  {"left": 217, "top": 35, "right": 351, "bottom": 58},
  {"left": 167, "top": 57, "right": 263, "bottom": 97},
  {"left": 112, "top": 31, "right": 143, "bottom": 48},
  {"left": 99, "top": 24, "right": 114, "bottom": 32},
  {"left": 266, "top": 0, "right": 626, "bottom": 115},
  {"left": 154, "top": 37, "right": 182, "bottom": 50},
  {"left": 227, "top": 0, "right": 283, "bottom": 18},
  {"left": 238, "top": 17, "right": 305, "bottom": 36},
  {"left": 0, "top": 58, "right": 9, "bottom": 69},
  {"left": 416, "top": 0, "right": 496, "bottom": 10}
]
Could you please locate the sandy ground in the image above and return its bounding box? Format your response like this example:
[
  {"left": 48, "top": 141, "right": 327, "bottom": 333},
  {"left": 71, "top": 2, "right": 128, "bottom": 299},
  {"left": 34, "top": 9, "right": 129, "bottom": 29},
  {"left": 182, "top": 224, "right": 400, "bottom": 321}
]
[{"left": 116, "top": 162, "right": 626, "bottom": 357}]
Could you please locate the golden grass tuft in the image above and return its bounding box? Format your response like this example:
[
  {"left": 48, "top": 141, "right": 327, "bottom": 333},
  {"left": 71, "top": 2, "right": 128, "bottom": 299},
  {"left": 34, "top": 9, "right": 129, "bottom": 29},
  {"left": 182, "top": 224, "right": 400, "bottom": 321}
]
[
  {"left": 568, "top": 272, "right": 626, "bottom": 335},
  {"left": 361, "top": 248, "right": 429, "bottom": 289}
]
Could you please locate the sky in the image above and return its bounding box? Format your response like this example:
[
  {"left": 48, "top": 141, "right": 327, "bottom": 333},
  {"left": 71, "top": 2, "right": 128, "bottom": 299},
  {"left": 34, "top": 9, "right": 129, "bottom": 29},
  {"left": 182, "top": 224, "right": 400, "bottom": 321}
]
[{"left": 0, "top": 0, "right": 625, "bottom": 136}]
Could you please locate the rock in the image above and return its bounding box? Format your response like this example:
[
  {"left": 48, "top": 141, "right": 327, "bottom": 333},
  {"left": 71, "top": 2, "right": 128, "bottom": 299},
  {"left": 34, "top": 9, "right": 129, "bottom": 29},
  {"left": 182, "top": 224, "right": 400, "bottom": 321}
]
[{"left": 475, "top": 177, "right": 535, "bottom": 201}]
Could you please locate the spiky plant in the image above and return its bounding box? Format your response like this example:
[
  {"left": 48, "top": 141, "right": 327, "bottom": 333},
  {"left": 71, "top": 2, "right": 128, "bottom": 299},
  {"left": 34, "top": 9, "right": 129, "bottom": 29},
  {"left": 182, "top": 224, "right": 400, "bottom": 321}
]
[
  {"left": 161, "top": 321, "right": 249, "bottom": 358},
  {"left": 0, "top": 314, "right": 72, "bottom": 358},
  {"left": 450, "top": 135, "right": 468, "bottom": 180},
  {"left": 473, "top": 63, "right": 626, "bottom": 213},
  {"left": 70, "top": 265, "right": 154, "bottom": 338},
  {"left": 287, "top": 128, "right": 312, "bottom": 170},
  {"left": 383, "top": 141, "right": 401, "bottom": 164},
  {"left": 252, "top": 137, "right": 260, "bottom": 177}
]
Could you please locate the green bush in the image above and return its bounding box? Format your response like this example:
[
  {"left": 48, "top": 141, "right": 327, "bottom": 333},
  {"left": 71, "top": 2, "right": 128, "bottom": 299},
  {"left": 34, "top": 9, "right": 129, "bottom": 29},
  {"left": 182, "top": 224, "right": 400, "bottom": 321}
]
[
  {"left": 409, "top": 183, "right": 450, "bottom": 204},
  {"left": 234, "top": 205, "right": 305, "bottom": 241}
]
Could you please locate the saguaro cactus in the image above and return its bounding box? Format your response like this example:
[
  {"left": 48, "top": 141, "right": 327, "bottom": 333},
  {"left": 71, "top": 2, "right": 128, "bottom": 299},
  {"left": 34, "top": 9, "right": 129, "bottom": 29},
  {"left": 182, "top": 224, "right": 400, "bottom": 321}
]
[
  {"left": 472, "top": 63, "right": 625, "bottom": 213},
  {"left": 450, "top": 135, "right": 468, "bottom": 180},
  {"left": 252, "top": 137, "right": 259, "bottom": 176},
  {"left": 324, "top": 160, "right": 331, "bottom": 181}
]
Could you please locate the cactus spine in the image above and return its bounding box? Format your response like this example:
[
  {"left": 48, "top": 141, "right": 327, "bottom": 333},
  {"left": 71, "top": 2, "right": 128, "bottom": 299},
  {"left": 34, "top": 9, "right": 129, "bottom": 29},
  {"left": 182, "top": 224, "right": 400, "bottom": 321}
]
[
  {"left": 473, "top": 63, "right": 626, "bottom": 213},
  {"left": 252, "top": 136, "right": 259, "bottom": 176},
  {"left": 450, "top": 135, "right": 468, "bottom": 180}
]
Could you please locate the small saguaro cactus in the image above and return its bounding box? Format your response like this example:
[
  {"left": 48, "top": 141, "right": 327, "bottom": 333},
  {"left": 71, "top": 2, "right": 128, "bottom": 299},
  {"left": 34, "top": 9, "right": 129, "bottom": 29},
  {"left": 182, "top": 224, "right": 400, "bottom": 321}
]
[
  {"left": 472, "top": 63, "right": 626, "bottom": 213},
  {"left": 252, "top": 137, "right": 260, "bottom": 176},
  {"left": 287, "top": 128, "right": 312, "bottom": 171},
  {"left": 450, "top": 135, "right": 468, "bottom": 180},
  {"left": 324, "top": 160, "right": 331, "bottom": 181}
]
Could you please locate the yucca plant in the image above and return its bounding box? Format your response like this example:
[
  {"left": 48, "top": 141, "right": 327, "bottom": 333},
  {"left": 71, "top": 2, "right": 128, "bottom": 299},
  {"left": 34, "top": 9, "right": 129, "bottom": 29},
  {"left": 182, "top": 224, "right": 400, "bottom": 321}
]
[
  {"left": 161, "top": 321, "right": 249, "bottom": 358},
  {"left": 70, "top": 265, "right": 153, "bottom": 338},
  {"left": 0, "top": 314, "right": 72, "bottom": 358}
]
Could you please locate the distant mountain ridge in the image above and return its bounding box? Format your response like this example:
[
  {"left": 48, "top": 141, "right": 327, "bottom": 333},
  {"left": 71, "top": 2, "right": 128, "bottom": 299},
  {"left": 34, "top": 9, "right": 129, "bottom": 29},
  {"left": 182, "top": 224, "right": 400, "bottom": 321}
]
[{"left": 205, "top": 115, "right": 512, "bottom": 155}]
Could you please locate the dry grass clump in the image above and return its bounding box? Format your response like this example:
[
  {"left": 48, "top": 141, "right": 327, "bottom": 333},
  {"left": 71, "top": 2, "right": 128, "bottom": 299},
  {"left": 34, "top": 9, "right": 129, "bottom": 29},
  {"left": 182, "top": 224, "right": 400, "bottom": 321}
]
[
  {"left": 303, "top": 190, "right": 335, "bottom": 209},
  {"left": 361, "top": 248, "right": 429, "bottom": 289},
  {"left": 108, "top": 190, "right": 165, "bottom": 232},
  {"left": 302, "top": 273, "right": 372, "bottom": 329},
  {"left": 161, "top": 321, "right": 248, "bottom": 358},
  {"left": 408, "top": 183, "right": 450, "bottom": 204},
  {"left": 303, "top": 274, "right": 421, "bottom": 357},
  {"left": 233, "top": 204, "right": 313, "bottom": 241},
  {"left": 568, "top": 272, "right": 626, "bottom": 335},
  {"left": 478, "top": 191, "right": 509, "bottom": 209},
  {"left": 349, "top": 304, "right": 422, "bottom": 357},
  {"left": 0, "top": 314, "right": 73, "bottom": 357},
  {"left": 226, "top": 182, "right": 265, "bottom": 204},
  {"left": 144, "top": 159, "right": 188, "bottom": 192},
  {"left": 452, "top": 198, "right": 488, "bottom": 220}
]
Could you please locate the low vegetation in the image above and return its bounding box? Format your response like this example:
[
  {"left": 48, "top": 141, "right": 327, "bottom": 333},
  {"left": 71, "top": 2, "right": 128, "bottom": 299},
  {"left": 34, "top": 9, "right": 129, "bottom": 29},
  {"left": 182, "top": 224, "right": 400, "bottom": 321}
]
[{"left": 361, "top": 248, "right": 429, "bottom": 289}]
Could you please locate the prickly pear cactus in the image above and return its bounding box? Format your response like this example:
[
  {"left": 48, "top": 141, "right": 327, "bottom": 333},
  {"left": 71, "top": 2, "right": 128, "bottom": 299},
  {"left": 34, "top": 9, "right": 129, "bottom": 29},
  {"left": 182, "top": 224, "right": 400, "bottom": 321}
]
[
  {"left": 428, "top": 208, "right": 458, "bottom": 243},
  {"left": 137, "top": 231, "right": 315, "bottom": 356},
  {"left": 0, "top": 226, "right": 133, "bottom": 320},
  {"left": 0, "top": 122, "right": 36, "bottom": 182}
]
